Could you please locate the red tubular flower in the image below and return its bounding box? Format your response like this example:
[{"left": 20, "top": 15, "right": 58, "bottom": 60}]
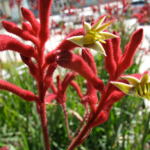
[
  {"left": 51, "top": 83, "right": 57, "bottom": 94},
  {"left": 111, "top": 31, "right": 121, "bottom": 66},
  {"left": 21, "top": 7, "right": 39, "bottom": 34},
  {"left": 81, "top": 48, "right": 98, "bottom": 111},
  {"left": 2, "top": 21, "right": 38, "bottom": 45},
  {"left": 102, "top": 39, "right": 116, "bottom": 79},
  {"left": 20, "top": 55, "right": 39, "bottom": 80},
  {"left": 70, "top": 81, "right": 83, "bottom": 98},
  {"left": 44, "top": 63, "right": 57, "bottom": 92},
  {"left": 22, "top": 22, "right": 36, "bottom": 36},
  {"left": 0, "top": 79, "right": 38, "bottom": 102},
  {"left": 38, "top": 0, "right": 52, "bottom": 43},
  {"left": 117, "top": 29, "right": 143, "bottom": 77},
  {"left": 0, "top": 35, "right": 37, "bottom": 58},
  {"left": 56, "top": 51, "right": 104, "bottom": 91},
  {"left": 56, "top": 75, "right": 62, "bottom": 91},
  {"left": 61, "top": 72, "right": 77, "bottom": 94},
  {"left": 82, "top": 48, "right": 97, "bottom": 74}
]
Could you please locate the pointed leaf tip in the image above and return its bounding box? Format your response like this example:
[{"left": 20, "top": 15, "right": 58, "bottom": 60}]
[
  {"left": 84, "top": 21, "right": 91, "bottom": 34},
  {"left": 67, "top": 36, "right": 84, "bottom": 47},
  {"left": 100, "top": 32, "right": 119, "bottom": 40},
  {"left": 123, "top": 76, "right": 140, "bottom": 86},
  {"left": 85, "top": 41, "right": 106, "bottom": 55},
  {"left": 111, "top": 81, "right": 134, "bottom": 95},
  {"left": 91, "top": 15, "right": 106, "bottom": 30},
  {"left": 95, "top": 19, "right": 116, "bottom": 32},
  {"left": 140, "top": 73, "right": 150, "bottom": 83}
]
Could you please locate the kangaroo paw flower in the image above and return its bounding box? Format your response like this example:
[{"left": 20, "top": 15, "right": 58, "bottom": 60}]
[
  {"left": 111, "top": 73, "right": 150, "bottom": 100},
  {"left": 67, "top": 16, "right": 117, "bottom": 55}
]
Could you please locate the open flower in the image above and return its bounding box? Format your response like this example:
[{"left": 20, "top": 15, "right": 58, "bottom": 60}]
[
  {"left": 111, "top": 73, "right": 150, "bottom": 100},
  {"left": 67, "top": 16, "right": 118, "bottom": 55}
]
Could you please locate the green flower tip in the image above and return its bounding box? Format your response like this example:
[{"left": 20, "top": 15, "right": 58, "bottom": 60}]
[{"left": 67, "top": 16, "right": 118, "bottom": 56}]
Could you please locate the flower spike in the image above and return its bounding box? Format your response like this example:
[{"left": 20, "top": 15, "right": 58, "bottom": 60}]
[{"left": 67, "top": 15, "right": 118, "bottom": 55}]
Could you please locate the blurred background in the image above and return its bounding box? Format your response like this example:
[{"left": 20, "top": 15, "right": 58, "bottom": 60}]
[{"left": 0, "top": 0, "right": 150, "bottom": 149}]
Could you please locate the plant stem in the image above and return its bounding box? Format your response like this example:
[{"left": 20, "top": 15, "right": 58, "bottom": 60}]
[
  {"left": 61, "top": 103, "right": 71, "bottom": 140},
  {"left": 67, "top": 122, "right": 90, "bottom": 150},
  {"left": 72, "top": 106, "right": 89, "bottom": 139},
  {"left": 39, "top": 103, "right": 51, "bottom": 150},
  {"left": 68, "top": 84, "right": 112, "bottom": 150},
  {"left": 18, "top": 5, "right": 22, "bottom": 26}
]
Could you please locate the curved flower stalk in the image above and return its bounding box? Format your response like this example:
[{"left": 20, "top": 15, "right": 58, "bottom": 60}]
[
  {"left": 67, "top": 15, "right": 118, "bottom": 55},
  {"left": 111, "top": 72, "right": 150, "bottom": 100}
]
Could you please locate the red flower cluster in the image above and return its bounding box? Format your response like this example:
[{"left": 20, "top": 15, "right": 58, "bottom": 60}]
[
  {"left": 133, "top": 3, "right": 150, "bottom": 24},
  {"left": 104, "top": 0, "right": 130, "bottom": 20}
]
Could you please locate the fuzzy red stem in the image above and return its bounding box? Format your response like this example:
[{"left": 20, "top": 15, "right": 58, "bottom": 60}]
[
  {"left": 72, "top": 104, "right": 89, "bottom": 139},
  {"left": 61, "top": 103, "right": 71, "bottom": 140},
  {"left": 39, "top": 103, "right": 51, "bottom": 150},
  {"left": 67, "top": 84, "right": 112, "bottom": 150}
]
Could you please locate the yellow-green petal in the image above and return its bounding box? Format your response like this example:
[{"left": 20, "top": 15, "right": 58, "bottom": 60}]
[
  {"left": 123, "top": 76, "right": 140, "bottom": 86},
  {"left": 91, "top": 16, "right": 106, "bottom": 31},
  {"left": 140, "top": 73, "right": 150, "bottom": 83},
  {"left": 85, "top": 41, "right": 106, "bottom": 56},
  {"left": 100, "top": 32, "right": 118, "bottom": 40},
  {"left": 84, "top": 22, "right": 91, "bottom": 35},
  {"left": 111, "top": 82, "right": 134, "bottom": 95},
  {"left": 95, "top": 20, "right": 116, "bottom": 32},
  {"left": 67, "top": 36, "right": 84, "bottom": 47}
]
